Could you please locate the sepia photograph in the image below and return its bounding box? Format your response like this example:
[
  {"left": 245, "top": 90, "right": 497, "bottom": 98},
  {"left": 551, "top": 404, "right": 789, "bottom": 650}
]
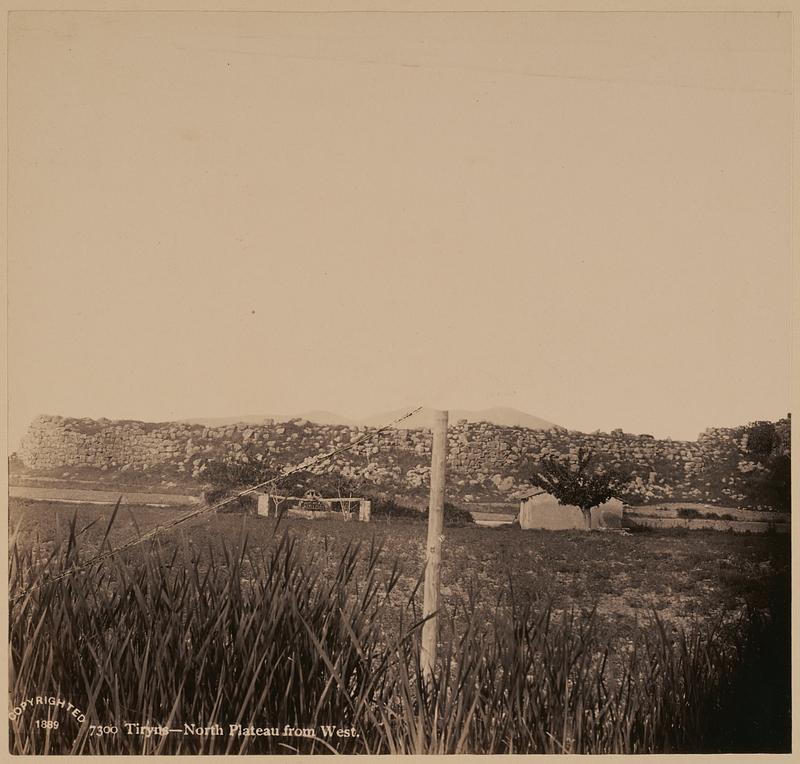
[{"left": 4, "top": 5, "right": 794, "bottom": 757}]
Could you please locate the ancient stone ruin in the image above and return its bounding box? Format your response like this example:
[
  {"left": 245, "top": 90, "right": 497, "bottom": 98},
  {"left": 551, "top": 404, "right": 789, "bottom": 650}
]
[{"left": 16, "top": 414, "right": 790, "bottom": 508}]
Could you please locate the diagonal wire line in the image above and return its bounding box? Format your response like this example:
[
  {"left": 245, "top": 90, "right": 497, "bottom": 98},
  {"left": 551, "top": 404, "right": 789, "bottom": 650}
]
[{"left": 10, "top": 405, "right": 424, "bottom": 604}]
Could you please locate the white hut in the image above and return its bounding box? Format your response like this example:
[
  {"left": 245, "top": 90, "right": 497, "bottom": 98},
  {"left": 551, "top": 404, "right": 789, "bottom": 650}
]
[{"left": 516, "top": 489, "right": 623, "bottom": 530}]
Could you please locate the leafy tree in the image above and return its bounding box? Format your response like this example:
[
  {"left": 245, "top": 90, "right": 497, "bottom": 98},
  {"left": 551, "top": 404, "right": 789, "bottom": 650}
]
[
  {"left": 201, "top": 454, "right": 277, "bottom": 509},
  {"left": 528, "top": 448, "right": 623, "bottom": 530},
  {"left": 745, "top": 422, "right": 778, "bottom": 458}
]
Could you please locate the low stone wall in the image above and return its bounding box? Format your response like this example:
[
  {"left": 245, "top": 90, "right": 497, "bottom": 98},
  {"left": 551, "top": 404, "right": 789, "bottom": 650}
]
[
  {"left": 623, "top": 515, "right": 790, "bottom": 534},
  {"left": 8, "top": 486, "right": 200, "bottom": 506},
  {"left": 622, "top": 507, "right": 792, "bottom": 533},
  {"left": 629, "top": 504, "right": 790, "bottom": 523}
]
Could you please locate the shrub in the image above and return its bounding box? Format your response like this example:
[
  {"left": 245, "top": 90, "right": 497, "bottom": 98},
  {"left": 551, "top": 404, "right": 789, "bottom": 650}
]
[
  {"left": 202, "top": 460, "right": 364, "bottom": 510},
  {"left": 371, "top": 498, "right": 475, "bottom": 526},
  {"left": 370, "top": 496, "right": 423, "bottom": 520},
  {"left": 217, "top": 492, "right": 258, "bottom": 513},
  {"left": 744, "top": 422, "right": 777, "bottom": 458},
  {"left": 201, "top": 455, "right": 274, "bottom": 499},
  {"left": 742, "top": 454, "right": 791, "bottom": 513},
  {"left": 421, "top": 502, "right": 476, "bottom": 527}
]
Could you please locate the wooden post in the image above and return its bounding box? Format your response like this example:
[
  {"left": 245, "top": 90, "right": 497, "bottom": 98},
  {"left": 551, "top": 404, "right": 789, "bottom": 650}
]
[
  {"left": 421, "top": 409, "right": 448, "bottom": 682},
  {"left": 359, "top": 499, "right": 371, "bottom": 522}
]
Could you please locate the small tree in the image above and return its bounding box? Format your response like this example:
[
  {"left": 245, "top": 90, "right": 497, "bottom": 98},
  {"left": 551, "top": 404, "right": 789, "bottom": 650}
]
[
  {"left": 201, "top": 453, "right": 277, "bottom": 510},
  {"left": 528, "top": 448, "right": 622, "bottom": 530}
]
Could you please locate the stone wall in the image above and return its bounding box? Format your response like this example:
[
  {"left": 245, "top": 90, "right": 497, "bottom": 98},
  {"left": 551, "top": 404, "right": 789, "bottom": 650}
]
[{"left": 17, "top": 414, "right": 790, "bottom": 506}]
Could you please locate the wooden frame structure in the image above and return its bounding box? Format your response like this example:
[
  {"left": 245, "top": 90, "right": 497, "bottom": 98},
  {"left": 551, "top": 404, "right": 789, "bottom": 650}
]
[{"left": 256, "top": 492, "right": 371, "bottom": 522}]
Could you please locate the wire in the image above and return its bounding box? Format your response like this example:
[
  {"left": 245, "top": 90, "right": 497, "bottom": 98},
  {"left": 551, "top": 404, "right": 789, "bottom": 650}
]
[{"left": 10, "top": 405, "right": 424, "bottom": 604}]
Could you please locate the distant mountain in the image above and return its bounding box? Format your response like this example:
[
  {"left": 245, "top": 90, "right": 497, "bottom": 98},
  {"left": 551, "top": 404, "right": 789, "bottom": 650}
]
[
  {"left": 180, "top": 411, "right": 357, "bottom": 427},
  {"left": 294, "top": 410, "right": 358, "bottom": 426},
  {"left": 359, "top": 406, "right": 559, "bottom": 431},
  {"left": 182, "top": 407, "right": 559, "bottom": 431},
  {"left": 179, "top": 414, "right": 283, "bottom": 427}
]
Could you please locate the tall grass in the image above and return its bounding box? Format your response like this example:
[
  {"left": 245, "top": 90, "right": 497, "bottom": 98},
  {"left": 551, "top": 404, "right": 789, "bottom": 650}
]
[{"left": 8, "top": 513, "right": 788, "bottom": 754}]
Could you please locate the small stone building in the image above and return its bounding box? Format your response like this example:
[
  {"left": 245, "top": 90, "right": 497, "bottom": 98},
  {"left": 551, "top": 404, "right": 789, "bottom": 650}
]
[{"left": 517, "top": 490, "right": 623, "bottom": 530}]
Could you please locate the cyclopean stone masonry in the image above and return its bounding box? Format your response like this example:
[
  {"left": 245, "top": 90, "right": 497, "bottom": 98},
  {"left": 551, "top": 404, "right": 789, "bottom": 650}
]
[{"left": 18, "top": 414, "right": 790, "bottom": 507}]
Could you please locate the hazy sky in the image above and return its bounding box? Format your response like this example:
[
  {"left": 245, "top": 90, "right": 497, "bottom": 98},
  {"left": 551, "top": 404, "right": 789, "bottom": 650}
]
[{"left": 7, "top": 11, "right": 792, "bottom": 447}]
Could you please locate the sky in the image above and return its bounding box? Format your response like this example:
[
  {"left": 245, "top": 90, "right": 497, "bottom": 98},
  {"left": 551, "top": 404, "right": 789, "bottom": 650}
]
[{"left": 7, "top": 10, "right": 793, "bottom": 448}]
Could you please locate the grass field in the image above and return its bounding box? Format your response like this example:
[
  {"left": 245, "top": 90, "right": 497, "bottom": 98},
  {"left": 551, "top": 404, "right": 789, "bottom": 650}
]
[
  {"left": 10, "top": 498, "right": 788, "bottom": 632},
  {"left": 8, "top": 497, "right": 792, "bottom": 754}
]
